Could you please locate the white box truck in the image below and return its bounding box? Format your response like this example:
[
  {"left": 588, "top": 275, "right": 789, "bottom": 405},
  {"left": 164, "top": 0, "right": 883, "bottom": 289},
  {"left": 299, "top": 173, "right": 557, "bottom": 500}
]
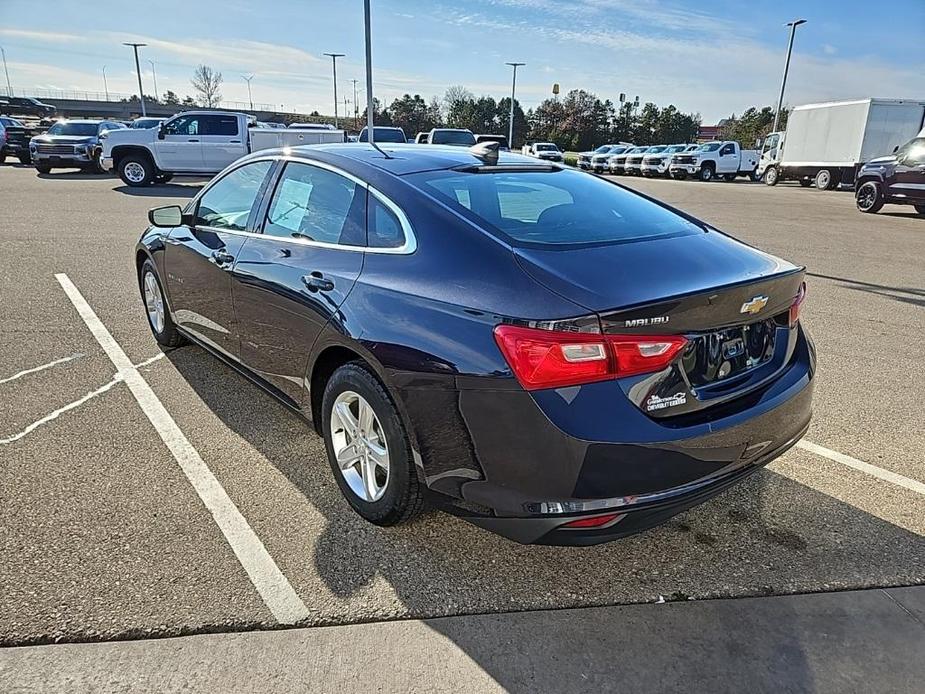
[{"left": 760, "top": 98, "right": 925, "bottom": 190}]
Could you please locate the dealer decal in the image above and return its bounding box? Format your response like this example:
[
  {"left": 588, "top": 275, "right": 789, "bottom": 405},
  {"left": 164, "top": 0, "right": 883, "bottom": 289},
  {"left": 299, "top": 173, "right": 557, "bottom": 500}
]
[{"left": 646, "top": 392, "right": 687, "bottom": 411}]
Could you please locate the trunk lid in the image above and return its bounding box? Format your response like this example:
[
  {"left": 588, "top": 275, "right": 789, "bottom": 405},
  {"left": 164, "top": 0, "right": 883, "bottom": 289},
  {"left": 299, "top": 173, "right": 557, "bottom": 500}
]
[{"left": 515, "top": 231, "right": 805, "bottom": 418}]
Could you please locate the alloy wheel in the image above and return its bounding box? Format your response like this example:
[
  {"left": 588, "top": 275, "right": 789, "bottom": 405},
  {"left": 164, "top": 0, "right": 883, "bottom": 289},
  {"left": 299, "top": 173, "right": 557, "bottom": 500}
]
[
  {"left": 143, "top": 270, "right": 165, "bottom": 333},
  {"left": 856, "top": 182, "right": 878, "bottom": 211},
  {"left": 330, "top": 390, "right": 390, "bottom": 502}
]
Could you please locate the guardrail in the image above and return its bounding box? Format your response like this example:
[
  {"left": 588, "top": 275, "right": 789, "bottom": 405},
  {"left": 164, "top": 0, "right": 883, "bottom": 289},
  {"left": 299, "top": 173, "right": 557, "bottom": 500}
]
[{"left": 2, "top": 87, "right": 275, "bottom": 112}]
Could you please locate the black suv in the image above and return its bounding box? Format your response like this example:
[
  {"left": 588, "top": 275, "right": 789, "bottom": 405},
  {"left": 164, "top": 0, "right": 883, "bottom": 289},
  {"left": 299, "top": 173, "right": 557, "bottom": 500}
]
[
  {"left": 856, "top": 136, "right": 925, "bottom": 215},
  {"left": 5, "top": 96, "right": 56, "bottom": 118}
]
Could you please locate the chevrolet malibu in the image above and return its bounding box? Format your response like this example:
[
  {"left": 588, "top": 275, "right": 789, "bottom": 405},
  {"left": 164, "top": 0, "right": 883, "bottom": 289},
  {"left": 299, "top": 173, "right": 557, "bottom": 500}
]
[{"left": 136, "top": 143, "right": 814, "bottom": 545}]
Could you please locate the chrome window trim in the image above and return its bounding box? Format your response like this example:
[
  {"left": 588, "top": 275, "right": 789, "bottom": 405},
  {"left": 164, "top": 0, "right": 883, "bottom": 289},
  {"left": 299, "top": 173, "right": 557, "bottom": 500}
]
[{"left": 187, "top": 154, "right": 416, "bottom": 255}]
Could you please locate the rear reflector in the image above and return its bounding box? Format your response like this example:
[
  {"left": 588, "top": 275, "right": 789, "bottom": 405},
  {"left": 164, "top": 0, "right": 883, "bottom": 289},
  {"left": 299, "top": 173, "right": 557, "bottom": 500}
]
[
  {"left": 789, "top": 282, "right": 807, "bottom": 327},
  {"left": 562, "top": 512, "right": 625, "bottom": 529},
  {"left": 493, "top": 324, "right": 687, "bottom": 390}
]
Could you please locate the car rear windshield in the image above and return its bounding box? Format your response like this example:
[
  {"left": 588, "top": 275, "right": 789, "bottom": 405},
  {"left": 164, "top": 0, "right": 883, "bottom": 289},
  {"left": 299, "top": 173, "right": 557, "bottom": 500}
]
[
  {"left": 407, "top": 168, "right": 703, "bottom": 248},
  {"left": 46, "top": 122, "right": 98, "bottom": 136},
  {"left": 431, "top": 130, "right": 476, "bottom": 146},
  {"left": 360, "top": 127, "right": 406, "bottom": 143},
  {"left": 535, "top": 144, "right": 557, "bottom": 151}
]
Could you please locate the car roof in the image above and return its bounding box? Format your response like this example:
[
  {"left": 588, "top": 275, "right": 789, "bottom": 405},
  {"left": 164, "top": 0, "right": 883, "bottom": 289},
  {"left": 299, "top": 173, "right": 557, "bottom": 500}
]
[
  {"left": 55, "top": 119, "right": 106, "bottom": 124},
  {"left": 242, "top": 142, "right": 548, "bottom": 176}
]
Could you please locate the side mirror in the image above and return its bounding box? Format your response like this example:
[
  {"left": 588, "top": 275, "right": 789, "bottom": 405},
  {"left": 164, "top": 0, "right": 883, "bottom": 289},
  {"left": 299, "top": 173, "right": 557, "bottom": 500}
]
[
  {"left": 148, "top": 205, "right": 183, "bottom": 227},
  {"left": 157, "top": 125, "right": 166, "bottom": 140}
]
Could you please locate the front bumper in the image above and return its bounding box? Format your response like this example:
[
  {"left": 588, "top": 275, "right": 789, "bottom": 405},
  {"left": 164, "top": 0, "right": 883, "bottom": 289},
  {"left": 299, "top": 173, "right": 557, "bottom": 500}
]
[
  {"left": 100, "top": 156, "right": 114, "bottom": 172},
  {"left": 31, "top": 150, "right": 94, "bottom": 166},
  {"left": 417, "top": 326, "right": 815, "bottom": 545},
  {"left": 641, "top": 162, "right": 668, "bottom": 175},
  {"left": 670, "top": 163, "right": 698, "bottom": 174}
]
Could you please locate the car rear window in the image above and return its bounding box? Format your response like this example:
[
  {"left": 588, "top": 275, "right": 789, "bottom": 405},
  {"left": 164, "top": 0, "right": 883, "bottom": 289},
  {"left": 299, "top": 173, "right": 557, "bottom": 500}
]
[
  {"left": 407, "top": 168, "right": 703, "bottom": 248},
  {"left": 431, "top": 130, "right": 476, "bottom": 146}
]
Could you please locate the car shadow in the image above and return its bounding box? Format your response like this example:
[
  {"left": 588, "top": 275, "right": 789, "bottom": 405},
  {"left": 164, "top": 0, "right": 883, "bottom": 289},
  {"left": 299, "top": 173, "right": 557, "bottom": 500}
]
[
  {"left": 36, "top": 171, "right": 112, "bottom": 180},
  {"left": 877, "top": 211, "right": 925, "bottom": 220},
  {"left": 806, "top": 271, "right": 925, "bottom": 308},
  {"left": 163, "top": 344, "right": 925, "bottom": 692},
  {"left": 114, "top": 183, "right": 203, "bottom": 198}
]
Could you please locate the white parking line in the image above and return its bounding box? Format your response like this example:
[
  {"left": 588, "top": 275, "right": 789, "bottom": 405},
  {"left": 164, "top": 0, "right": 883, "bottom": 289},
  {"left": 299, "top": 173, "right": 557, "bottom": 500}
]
[
  {"left": 0, "top": 354, "right": 164, "bottom": 446},
  {"left": 797, "top": 440, "right": 925, "bottom": 497},
  {"left": 0, "top": 353, "right": 82, "bottom": 385},
  {"left": 55, "top": 273, "right": 309, "bottom": 625}
]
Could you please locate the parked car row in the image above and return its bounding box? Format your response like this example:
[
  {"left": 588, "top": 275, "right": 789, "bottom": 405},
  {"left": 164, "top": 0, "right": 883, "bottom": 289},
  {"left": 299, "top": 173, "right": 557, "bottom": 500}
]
[
  {"left": 0, "top": 115, "right": 33, "bottom": 164},
  {"left": 578, "top": 141, "right": 759, "bottom": 182}
]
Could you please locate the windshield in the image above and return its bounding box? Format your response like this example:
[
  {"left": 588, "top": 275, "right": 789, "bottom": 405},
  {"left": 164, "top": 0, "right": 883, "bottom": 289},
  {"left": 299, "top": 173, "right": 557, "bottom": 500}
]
[
  {"left": 609, "top": 147, "right": 627, "bottom": 155},
  {"left": 46, "top": 122, "right": 98, "bottom": 136},
  {"left": 697, "top": 143, "right": 722, "bottom": 152},
  {"left": 407, "top": 167, "right": 702, "bottom": 248},
  {"left": 431, "top": 130, "right": 476, "bottom": 146},
  {"left": 895, "top": 137, "right": 925, "bottom": 159},
  {"left": 630, "top": 147, "right": 647, "bottom": 154},
  {"left": 664, "top": 145, "right": 687, "bottom": 153},
  {"left": 593, "top": 145, "right": 611, "bottom": 153},
  {"left": 132, "top": 118, "right": 161, "bottom": 129},
  {"left": 646, "top": 146, "right": 666, "bottom": 153},
  {"left": 1, "top": 117, "right": 25, "bottom": 127},
  {"left": 535, "top": 144, "right": 557, "bottom": 151},
  {"left": 359, "top": 127, "right": 406, "bottom": 143}
]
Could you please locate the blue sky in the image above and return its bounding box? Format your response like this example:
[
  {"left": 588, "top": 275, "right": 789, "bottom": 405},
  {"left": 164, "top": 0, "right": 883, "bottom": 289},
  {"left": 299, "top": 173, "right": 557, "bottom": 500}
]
[{"left": 1, "top": 0, "right": 922, "bottom": 122}]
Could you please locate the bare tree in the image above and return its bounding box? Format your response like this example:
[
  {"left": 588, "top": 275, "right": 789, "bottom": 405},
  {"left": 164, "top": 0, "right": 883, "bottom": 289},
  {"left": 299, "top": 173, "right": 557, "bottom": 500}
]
[{"left": 191, "top": 64, "right": 223, "bottom": 108}]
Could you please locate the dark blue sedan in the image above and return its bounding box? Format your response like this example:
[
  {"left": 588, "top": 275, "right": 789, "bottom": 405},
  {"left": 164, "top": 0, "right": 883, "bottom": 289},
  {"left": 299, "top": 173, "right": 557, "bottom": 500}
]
[{"left": 136, "top": 143, "right": 814, "bottom": 545}]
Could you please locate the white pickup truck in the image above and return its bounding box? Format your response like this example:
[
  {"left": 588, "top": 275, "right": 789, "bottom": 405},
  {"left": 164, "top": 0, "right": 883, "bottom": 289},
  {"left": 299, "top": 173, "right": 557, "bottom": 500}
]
[
  {"left": 101, "top": 110, "right": 345, "bottom": 186},
  {"left": 668, "top": 141, "right": 759, "bottom": 182}
]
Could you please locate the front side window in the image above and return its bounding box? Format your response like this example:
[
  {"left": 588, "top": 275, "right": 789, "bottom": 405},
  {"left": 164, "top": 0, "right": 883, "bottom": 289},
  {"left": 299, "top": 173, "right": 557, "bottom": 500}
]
[
  {"left": 720, "top": 144, "right": 736, "bottom": 155},
  {"left": 264, "top": 162, "right": 365, "bottom": 245},
  {"left": 409, "top": 168, "right": 702, "bottom": 248},
  {"left": 195, "top": 160, "right": 272, "bottom": 230},
  {"left": 164, "top": 115, "right": 200, "bottom": 136}
]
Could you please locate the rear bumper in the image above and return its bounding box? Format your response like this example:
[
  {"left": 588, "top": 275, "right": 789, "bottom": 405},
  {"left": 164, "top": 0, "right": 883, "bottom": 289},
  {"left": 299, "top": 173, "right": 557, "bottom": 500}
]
[{"left": 412, "top": 327, "right": 815, "bottom": 545}]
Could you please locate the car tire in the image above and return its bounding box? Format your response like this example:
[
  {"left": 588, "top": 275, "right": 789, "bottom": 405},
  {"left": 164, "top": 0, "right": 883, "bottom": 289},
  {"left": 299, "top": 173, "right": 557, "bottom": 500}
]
[
  {"left": 723, "top": 173, "right": 736, "bottom": 182},
  {"left": 18, "top": 154, "right": 31, "bottom": 165},
  {"left": 799, "top": 179, "right": 812, "bottom": 187},
  {"left": 814, "top": 169, "right": 834, "bottom": 190},
  {"left": 674, "top": 172, "right": 687, "bottom": 180},
  {"left": 322, "top": 362, "right": 425, "bottom": 527},
  {"left": 699, "top": 165, "right": 714, "bottom": 182},
  {"left": 913, "top": 205, "right": 925, "bottom": 216},
  {"left": 90, "top": 150, "right": 107, "bottom": 174},
  {"left": 119, "top": 154, "right": 155, "bottom": 187},
  {"left": 855, "top": 181, "right": 884, "bottom": 214},
  {"left": 34, "top": 163, "right": 51, "bottom": 175},
  {"left": 139, "top": 259, "right": 184, "bottom": 348},
  {"left": 0, "top": 152, "right": 6, "bottom": 164},
  {"left": 764, "top": 166, "right": 779, "bottom": 186}
]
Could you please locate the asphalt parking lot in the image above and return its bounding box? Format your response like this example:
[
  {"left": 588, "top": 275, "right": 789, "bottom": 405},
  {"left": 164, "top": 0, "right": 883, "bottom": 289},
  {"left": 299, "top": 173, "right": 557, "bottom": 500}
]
[{"left": 1, "top": 164, "right": 923, "bottom": 680}]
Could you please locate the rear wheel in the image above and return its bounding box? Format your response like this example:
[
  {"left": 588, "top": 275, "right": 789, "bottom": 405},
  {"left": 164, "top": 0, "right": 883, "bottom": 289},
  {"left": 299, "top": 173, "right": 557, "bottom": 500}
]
[
  {"left": 119, "top": 154, "right": 154, "bottom": 186},
  {"left": 855, "top": 181, "right": 883, "bottom": 214},
  {"left": 699, "top": 165, "right": 715, "bottom": 182},
  {"left": 723, "top": 173, "right": 736, "bottom": 182},
  {"left": 764, "top": 166, "right": 779, "bottom": 186},
  {"left": 322, "top": 362, "right": 424, "bottom": 526},
  {"left": 914, "top": 205, "right": 925, "bottom": 216},
  {"left": 139, "top": 259, "right": 183, "bottom": 347},
  {"left": 814, "top": 169, "right": 834, "bottom": 190}
]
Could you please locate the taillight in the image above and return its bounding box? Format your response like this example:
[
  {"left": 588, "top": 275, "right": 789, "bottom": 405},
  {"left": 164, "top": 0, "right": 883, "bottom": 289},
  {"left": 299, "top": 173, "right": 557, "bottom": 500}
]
[
  {"left": 562, "top": 512, "right": 625, "bottom": 529},
  {"left": 789, "top": 282, "right": 806, "bottom": 326},
  {"left": 493, "top": 324, "right": 687, "bottom": 391}
]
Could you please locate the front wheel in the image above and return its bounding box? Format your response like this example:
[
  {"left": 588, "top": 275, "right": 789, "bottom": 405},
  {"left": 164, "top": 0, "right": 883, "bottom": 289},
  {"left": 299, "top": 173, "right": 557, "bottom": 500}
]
[
  {"left": 699, "top": 165, "right": 714, "bottom": 182},
  {"left": 34, "top": 163, "right": 51, "bottom": 175},
  {"left": 764, "top": 166, "right": 779, "bottom": 186},
  {"left": 855, "top": 181, "right": 883, "bottom": 214},
  {"left": 322, "top": 362, "right": 424, "bottom": 526},
  {"left": 18, "top": 154, "right": 31, "bottom": 165},
  {"left": 139, "top": 259, "right": 184, "bottom": 347},
  {"left": 119, "top": 155, "right": 155, "bottom": 186}
]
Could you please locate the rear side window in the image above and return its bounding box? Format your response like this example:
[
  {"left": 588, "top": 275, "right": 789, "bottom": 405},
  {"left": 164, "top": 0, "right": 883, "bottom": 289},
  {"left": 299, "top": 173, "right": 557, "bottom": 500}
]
[
  {"left": 201, "top": 115, "right": 238, "bottom": 136},
  {"left": 407, "top": 168, "right": 702, "bottom": 248},
  {"left": 367, "top": 194, "right": 405, "bottom": 249},
  {"left": 263, "top": 162, "right": 365, "bottom": 245}
]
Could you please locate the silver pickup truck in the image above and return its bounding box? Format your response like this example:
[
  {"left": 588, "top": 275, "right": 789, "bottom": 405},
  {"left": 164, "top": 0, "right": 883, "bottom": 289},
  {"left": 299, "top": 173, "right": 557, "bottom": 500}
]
[{"left": 30, "top": 119, "right": 127, "bottom": 174}]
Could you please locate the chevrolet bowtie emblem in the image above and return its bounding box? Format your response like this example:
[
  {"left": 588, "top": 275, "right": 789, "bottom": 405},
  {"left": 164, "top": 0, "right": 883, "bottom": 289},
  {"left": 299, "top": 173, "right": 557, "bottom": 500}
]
[{"left": 740, "top": 295, "right": 769, "bottom": 314}]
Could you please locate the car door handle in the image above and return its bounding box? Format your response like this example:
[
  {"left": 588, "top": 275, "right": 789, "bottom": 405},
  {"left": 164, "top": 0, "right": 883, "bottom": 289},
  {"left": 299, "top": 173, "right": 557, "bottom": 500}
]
[
  {"left": 229, "top": 140, "right": 241, "bottom": 144},
  {"left": 301, "top": 272, "right": 334, "bottom": 292},
  {"left": 211, "top": 249, "right": 234, "bottom": 266},
  {"left": 188, "top": 139, "right": 200, "bottom": 142}
]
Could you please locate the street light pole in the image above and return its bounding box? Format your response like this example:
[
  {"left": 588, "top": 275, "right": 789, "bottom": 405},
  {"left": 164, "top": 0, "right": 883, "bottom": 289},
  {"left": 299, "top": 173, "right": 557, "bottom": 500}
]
[
  {"left": 123, "top": 42, "right": 147, "bottom": 116},
  {"left": 323, "top": 52, "right": 345, "bottom": 128},
  {"left": 772, "top": 19, "right": 806, "bottom": 133},
  {"left": 148, "top": 60, "right": 158, "bottom": 101},
  {"left": 242, "top": 74, "right": 255, "bottom": 111},
  {"left": 351, "top": 78, "right": 359, "bottom": 130},
  {"left": 1, "top": 46, "right": 12, "bottom": 97},
  {"left": 102, "top": 65, "right": 109, "bottom": 101},
  {"left": 505, "top": 62, "right": 525, "bottom": 148}
]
